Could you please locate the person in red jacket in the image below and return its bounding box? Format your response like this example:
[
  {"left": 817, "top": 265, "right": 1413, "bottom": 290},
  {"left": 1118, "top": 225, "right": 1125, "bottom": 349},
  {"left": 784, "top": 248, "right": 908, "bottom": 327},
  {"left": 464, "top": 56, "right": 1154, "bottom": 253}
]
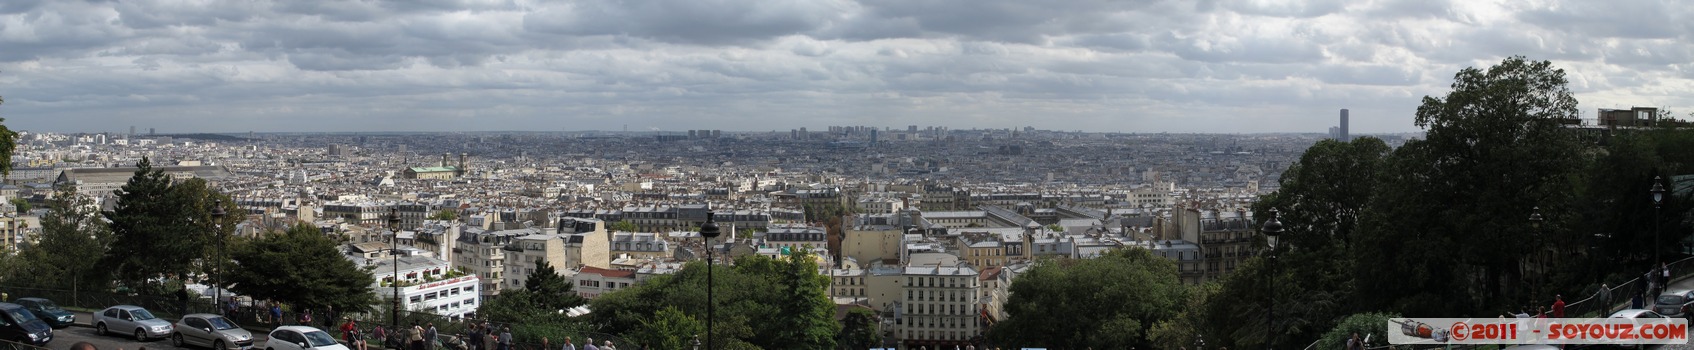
[
  {"left": 1552, "top": 295, "right": 1566, "bottom": 318},
  {"left": 341, "top": 318, "right": 358, "bottom": 342}
]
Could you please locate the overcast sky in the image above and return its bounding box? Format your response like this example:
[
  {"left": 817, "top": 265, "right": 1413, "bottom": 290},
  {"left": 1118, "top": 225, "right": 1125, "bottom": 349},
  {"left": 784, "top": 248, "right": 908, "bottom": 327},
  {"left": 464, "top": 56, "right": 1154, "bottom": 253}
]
[{"left": 2, "top": 0, "right": 1691, "bottom": 134}]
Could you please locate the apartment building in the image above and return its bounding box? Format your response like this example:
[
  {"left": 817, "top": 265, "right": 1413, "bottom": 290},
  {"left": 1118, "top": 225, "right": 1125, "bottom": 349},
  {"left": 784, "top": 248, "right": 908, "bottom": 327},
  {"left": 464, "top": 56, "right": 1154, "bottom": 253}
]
[
  {"left": 609, "top": 231, "right": 670, "bottom": 260},
  {"left": 558, "top": 217, "right": 611, "bottom": 270},
  {"left": 757, "top": 224, "right": 826, "bottom": 251},
  {"left": 900, "top": 264, "right": 981, "bottom": 349},
  {"left": 503, "top": 233, "right": 569, "bottom": 291},
  {"left": 453, "top": 228, "right": 543, "bottom": 298},
  {"left": 572, "top": 266, "right": 636, "bottom": 299},
  {"left": 352, "top": 251, "right": 481, "bottom": 319}
]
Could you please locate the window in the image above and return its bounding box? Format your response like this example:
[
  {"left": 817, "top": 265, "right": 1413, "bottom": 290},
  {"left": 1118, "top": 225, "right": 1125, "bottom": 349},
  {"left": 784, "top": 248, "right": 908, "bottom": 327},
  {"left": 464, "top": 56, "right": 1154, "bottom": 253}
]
[{"left": 410, "top": 296, "right": 422, "bottom": 303}]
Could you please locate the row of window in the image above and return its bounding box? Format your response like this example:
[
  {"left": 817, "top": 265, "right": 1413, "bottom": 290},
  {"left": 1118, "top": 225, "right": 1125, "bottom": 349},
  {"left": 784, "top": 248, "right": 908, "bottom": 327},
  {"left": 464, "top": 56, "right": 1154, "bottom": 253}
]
[
  {"left": 907, "top": 276, "right": 976, "bottom": 288},
  {"left": 906, "top": 290, "right": 972, "bottom": 303},
  {"left": 906, "top": 315, "right": 978, "bottom": 330}
]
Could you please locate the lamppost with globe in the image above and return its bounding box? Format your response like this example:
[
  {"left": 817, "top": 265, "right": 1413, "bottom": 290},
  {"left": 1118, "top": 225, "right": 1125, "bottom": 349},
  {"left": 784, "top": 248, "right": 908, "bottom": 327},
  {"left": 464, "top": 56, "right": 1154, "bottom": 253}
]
[
  {"left": 699, "top": 213, "right": 721, "bottom": 350},
  {"left": 388, "top": 208, "right": 402, "bottom": 334},
  {"left": 1652, "top": 176, "right": 1666, "bottom": 266},
  {"left": 212, "top": 199, "right": 227, "bottom": 314},
  {"left": 1261, "top": 208, "right": 1284, "bottom": 350}
]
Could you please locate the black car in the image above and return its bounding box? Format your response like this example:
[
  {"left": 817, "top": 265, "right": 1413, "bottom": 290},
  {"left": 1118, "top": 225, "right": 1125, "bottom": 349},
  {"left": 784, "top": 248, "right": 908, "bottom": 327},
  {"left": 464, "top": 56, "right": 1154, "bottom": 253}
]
[
  {"left": 0, "top": 302, "right": 52, "bottom": 346},
  {"left": 14, "top": 298, "right": 75, "bottom": 328}
]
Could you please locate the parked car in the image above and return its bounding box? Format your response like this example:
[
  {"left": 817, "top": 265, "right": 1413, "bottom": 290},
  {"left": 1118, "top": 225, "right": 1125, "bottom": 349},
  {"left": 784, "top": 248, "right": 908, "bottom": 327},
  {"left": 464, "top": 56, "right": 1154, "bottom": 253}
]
[
  {"left": 13, "top": 298, "right": 74, "bottom": 328},
  {"left": 172, "top": 313, "right": 255, "bottom": 350},
  {"left": 1609, "top": 308, "right": 1669, "bottom": 319},
  {"left": 93, "top": 305, "right": 174, "bottom": 341},
  {"left": 263, "top": 326, "right": 348, "bottom": 350},
  {"left": 1655, "top": 289, "right": 1694, "bottom": 317},
  {"left": 0, "top": 302, "right": 53, "bottom": 346}
]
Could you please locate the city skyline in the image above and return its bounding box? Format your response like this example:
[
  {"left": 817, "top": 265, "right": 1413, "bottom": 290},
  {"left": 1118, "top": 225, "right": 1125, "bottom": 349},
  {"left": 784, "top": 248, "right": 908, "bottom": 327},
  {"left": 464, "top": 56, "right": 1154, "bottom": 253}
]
[{"left": 2, "top": 0, "right": 1690, "bottom": 134}]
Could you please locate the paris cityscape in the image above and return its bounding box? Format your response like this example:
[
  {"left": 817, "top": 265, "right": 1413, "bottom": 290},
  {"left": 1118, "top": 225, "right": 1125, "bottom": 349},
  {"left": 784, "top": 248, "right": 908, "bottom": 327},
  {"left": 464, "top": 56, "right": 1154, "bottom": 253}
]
[{"left": 6, "top": 0, "right": 1694, "bottom": 349}]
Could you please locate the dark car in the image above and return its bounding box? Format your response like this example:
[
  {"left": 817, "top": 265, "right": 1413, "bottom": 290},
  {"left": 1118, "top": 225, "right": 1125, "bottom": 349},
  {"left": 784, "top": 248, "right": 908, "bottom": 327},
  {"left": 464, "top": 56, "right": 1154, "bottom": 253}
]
[
  {"left": 14, "top": 298, "right": 75, "bottom": 328},
  {"left": 0, "top": 302, "right": 53, "bottom": 346}
]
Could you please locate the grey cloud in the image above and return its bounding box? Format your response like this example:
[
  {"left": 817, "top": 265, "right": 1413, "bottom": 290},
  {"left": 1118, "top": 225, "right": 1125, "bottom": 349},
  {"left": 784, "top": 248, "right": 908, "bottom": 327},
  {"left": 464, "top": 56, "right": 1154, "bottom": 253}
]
[
  {"left": 1516, "top": 1, "right": 1687, "bottom": 40},
  {"left": 522, "top": 0, "right": 846, "bottom": 45}
]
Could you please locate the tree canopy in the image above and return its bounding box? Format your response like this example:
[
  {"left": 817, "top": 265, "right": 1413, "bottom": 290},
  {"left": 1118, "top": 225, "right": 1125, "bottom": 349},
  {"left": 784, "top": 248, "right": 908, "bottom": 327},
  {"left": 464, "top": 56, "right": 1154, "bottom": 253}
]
[
  {"left": 227, "top": 222, "right": 378, "bottom": 314},
  {"left": 589, "top": 252, "right": 838, "bottom": 349},
  {"left": 12, "top": 184, "right": 114, "bottom": 291},
  {"left": 989, "top": 247, "right": 1186, "bottom": 349}
]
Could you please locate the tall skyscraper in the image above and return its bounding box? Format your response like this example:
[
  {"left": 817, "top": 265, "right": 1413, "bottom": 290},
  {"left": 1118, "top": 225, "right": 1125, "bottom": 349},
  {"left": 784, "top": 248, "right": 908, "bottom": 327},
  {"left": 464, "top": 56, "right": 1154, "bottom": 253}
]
[{"left": 1339, "top": 109, "right": 1350, "bottom": 142}]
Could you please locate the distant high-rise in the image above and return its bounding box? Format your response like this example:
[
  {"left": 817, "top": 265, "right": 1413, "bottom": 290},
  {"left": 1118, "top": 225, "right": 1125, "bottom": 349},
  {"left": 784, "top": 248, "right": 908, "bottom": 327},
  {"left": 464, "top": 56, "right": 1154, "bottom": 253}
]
[
  {"left": 129, "top": 126, "right": 136, "bottom": 138},
  {"left": 1339, "top": 109, "right": 1350, "bottom": 142},
  {"left": 149, "top": 128, "right": 156, "bottom": 136}
]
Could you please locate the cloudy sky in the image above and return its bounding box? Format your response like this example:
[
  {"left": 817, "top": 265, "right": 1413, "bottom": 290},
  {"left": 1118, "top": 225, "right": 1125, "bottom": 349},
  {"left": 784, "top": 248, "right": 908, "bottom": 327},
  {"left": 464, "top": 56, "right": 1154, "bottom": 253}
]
[{"left": 2, "top": 0, "right": 1691, "bottom": 134}]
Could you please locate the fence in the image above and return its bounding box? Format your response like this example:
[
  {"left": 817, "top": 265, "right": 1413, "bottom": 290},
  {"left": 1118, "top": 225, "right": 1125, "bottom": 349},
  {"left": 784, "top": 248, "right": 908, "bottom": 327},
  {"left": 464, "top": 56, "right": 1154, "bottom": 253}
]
[
  {"left": 0, "top": 339, "right": 46, "bottom": 350},
  {"left": 1560, "top": 255, "right": 1694, "bottom": 319},
  {"left": 0, "top": 286, "right": 633, "bottom": 349}
]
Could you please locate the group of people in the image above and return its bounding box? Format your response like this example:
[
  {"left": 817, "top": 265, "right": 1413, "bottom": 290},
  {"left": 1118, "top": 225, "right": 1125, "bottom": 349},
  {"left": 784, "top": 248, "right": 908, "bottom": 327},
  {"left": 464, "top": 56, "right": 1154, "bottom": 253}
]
[
  {"left": 336, "top": 318, "right": 618, "bottom": 350},
  {"left": 1505, "top": 295, "right": 1568, "bottom": 319}
]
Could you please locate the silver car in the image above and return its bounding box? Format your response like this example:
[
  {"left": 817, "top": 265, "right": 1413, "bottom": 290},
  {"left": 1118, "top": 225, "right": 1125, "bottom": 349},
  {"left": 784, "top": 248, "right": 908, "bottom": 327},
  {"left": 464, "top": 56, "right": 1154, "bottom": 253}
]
[
  {"left": 93, "top": 305, "right": 174, "bottom": 341},
  {"left": 172, "top": 313, "right": 254, "bottom": 350}
]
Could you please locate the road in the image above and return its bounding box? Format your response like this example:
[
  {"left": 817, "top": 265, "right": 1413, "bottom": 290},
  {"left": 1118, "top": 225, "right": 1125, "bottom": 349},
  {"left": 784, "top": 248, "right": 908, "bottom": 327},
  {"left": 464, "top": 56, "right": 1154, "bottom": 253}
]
[{"left": 39, "top": 311, "right": 274, "bottom": 350}]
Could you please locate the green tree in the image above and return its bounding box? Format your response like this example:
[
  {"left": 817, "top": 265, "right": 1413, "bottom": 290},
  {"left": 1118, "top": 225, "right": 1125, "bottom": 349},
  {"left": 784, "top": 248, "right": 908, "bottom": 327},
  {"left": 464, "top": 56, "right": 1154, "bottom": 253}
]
[
  {"left": 608, "top": 220, "right": 639, "bottom": 232},
  {"left": 629, "top": 306, "right": 705, "bottom": 350},
  {"left": 0, "top": 95, "right": 18, "bottom": 177},
  {"left": 522, "top": 261, "right": 585, "bottom": 311},
  {"left": 1044, "top": 223, "right": 1064, "bottom": 232},
  {"left": 13, "top": 183, "right": 114, "bottom": 291},
  {"left": 989, "top": 247, "right": 1186, "bottom": 349},
  {"left": 1315, "top": 312, "right": 1398, "bottom": 350},
  {"left": 101, "top": 157, "right": 184, "bottom": 294},
  {"left": 1148, "top": 282, "right": 1217, "bottom": 350},
  {"left": 838, "top": 308, "right": 880, "bottom": 350},
  {"left": 1219, "top": 137, "right": 1389, "bottom": 348},
  {"left": 427, "top": 209, "right": 458, "bottom": 221},
  {"left": 590, "top": 253, "right": 837, "bottom": 349},
  {"left": 227, "top": 223, "right": 378, "bottom": 316},
  {"left": 9, "top": 198, "right": 28, "bottom": 213},
  {"left": 1355, "top": 56, "right": 1587, "bottom": 316}
]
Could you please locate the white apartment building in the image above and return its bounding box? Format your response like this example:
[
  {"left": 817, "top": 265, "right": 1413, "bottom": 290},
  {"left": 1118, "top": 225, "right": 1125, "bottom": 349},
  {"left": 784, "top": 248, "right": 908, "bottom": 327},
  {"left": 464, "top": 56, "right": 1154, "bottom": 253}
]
[
  {"left": 900, "top": 264, "right": 981, "bottom": 349},
  {"left": 350, "top": 251, "right": 481, "bottom": 319}
]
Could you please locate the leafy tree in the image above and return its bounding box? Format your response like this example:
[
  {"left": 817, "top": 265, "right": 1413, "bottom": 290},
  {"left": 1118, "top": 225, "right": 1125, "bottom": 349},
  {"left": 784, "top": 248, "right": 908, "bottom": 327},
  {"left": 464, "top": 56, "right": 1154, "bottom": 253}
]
[
  {"left": 522, "top": 261, "right": 585, "bottom": 311},
  {"left": 0, "top": 95, "right": 18, "bottom": 177},
  {"left": 14, "top": 184, "right": 114, "bottom": 291},
  {"left": 1148, "top": 282, "right": 1217, "bottom": 350},
  {"left": 428, "top": 209, "right": 458, "bottom": 221},
  {"left": 629, "top": 306, "right": 705, "bottom": 350},
  {"left": 989, "top": 247, "right": 1186, "bottom": 349},
  {"left": 102, "top": 157, "right": 184, "bottom": 293},
  {"left": 227, "top": 223, "right": 378, "bottom": 316},
  {"left": 838, "top": 308, "right": 880, "bottom": 350},
  {"left": 9, "top": 198, "right": 28, "bottom": 213},
  {"left": 608, "top": 220, "right": 639, "bottom": 232},
  {"left": 1044, "top": 223, "right": 1064, "bottom": 232},
  {"left": 1354, "top": 56, "right": 1587, "bottom": 316},
  {"left": 1221, "top": 137, "right": 1389, "bottom": 348},
  {"left": 589, "top": 253, "right": 837, "bottom": 349},
  {"left": 1315, "top": 312, "right": 1398, "bottom": 350}
]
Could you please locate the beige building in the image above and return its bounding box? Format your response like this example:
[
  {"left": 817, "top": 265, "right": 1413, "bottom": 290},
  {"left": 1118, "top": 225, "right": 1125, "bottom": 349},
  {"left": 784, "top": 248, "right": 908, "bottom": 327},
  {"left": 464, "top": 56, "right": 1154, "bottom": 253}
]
[
  {"left": 573, "top": 266, "right": 636, "bottom": 299},
  {"left": 843, "top": 224, "right": 903, "bottom": 266},
  {"left": 559, "top": 217, "right": 611, "bottom": 270},
  {"left": 453, "top": 228, "right": 542, "bottom": 297},
  {"left": 503, "top": 233, "right": 570, "bottom": 291},
  {"left": 609, "top": 231, "right": 670, "bottom": 260}
]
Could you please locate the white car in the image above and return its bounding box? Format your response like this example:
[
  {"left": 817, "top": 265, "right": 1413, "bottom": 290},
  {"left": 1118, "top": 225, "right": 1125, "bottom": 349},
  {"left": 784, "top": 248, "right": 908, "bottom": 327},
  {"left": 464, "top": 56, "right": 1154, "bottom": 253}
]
[
  {"left": 92, "top": 305, "right": 174, "bottom": 341},
  {"left": 263, "top": 326, "right": 347, "bottom": 350}
]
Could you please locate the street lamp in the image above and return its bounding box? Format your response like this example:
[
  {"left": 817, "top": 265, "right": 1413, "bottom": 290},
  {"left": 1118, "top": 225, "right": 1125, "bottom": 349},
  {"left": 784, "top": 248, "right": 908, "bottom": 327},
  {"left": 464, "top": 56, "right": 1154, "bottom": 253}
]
[
  {"left": 1529, "top": 206, "right": 1543, "bottom": 300},
  {"left": 388, "top": 208, "right": 402, "bottom": 334},
  {"left": 1652, "top": 176, "right": 1666, "bottom": 266},
  {"left": 699, "top": 213, "right": 722, "bottom": 350},
  {"left": 1260, "top": 208, "right": 1284, "bottom": 350},
  {"left": 211, "top": 199, "right": 227, "bottom": 315}
]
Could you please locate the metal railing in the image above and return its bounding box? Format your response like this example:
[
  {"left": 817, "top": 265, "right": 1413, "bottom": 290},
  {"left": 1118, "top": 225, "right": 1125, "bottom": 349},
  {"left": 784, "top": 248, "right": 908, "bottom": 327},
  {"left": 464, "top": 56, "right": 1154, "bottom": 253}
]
[{"left": 0, "top": 339, "right": 47, "bottom": 350}]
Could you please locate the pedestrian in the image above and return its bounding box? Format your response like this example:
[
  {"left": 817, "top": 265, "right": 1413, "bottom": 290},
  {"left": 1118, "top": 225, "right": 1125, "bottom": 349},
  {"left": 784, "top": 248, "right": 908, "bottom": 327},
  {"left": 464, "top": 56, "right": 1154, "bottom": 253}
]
[
  {"left": 270, "top": 304, "right": 283, "bottom": 325},
  {"left": 426, "top": 323, "right": 439, "bottom": 350},
  {"left": 410, "top": 322, "right": 426, "bottom": 350},
  {"left": 1552, "top": 294, "right": 1566, "bottom": 318},
  {"left": 374, "top": 325, "right": 388, "bottom": 348},
  {"left": 498, "top": 326, "right": 512, "bottom": 350},
  {"left": 302, "top": 309, "right": 313, "bottom": 326},
  {"left": 541, "top": 337, "right": 550, "bottom": 350},
  {"left": 562, "top": 336, "right": 576, "bottom": 350},
  {"left": 1649, "top": 268, "right": 1660, "bottom": 297},
  {"left": 468, "top": 323, "right": 482, "bottom": 350},
  {"left": 482, "top": 324, "right": 496, "bottom": 350},
  {"left": 351, "top": 325, "right": 368, "bottom": 350},
  {"left": 1664, "top": 262, "right": 1672, "bottom": 286},
  {"left": 600, "top": 340, "right": 615, "bottom": 350},
  {"left": 341, "top": 317, "right": 358, "bottom": 343},
  {"left": 1599, "top": 283, "right": 1613, "bottom": 316},
  {"left": 1346, "top": 332, "right": 1363, "bottom": 350},
  {"left": 583, "top": 338, "right": 599, "bottom": 350}
]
